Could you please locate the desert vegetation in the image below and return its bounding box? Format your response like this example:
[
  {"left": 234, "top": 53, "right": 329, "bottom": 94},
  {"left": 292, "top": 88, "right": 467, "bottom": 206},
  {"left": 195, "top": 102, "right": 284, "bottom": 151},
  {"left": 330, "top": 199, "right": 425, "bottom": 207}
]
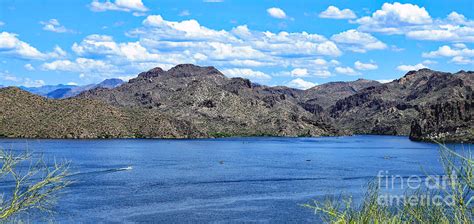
[
  {"left": 0, "top": 149, "right": 70, "bottom": 221},
  {"left": 304, "top": 143, "right": 473, "bottom": 223}
]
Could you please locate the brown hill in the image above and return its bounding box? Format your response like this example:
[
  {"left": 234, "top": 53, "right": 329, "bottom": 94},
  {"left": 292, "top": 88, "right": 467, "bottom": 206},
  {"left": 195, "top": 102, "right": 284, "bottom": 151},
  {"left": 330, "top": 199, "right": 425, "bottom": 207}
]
[{"left": 0, "top": 87, "right": 199, "bottom": 138}]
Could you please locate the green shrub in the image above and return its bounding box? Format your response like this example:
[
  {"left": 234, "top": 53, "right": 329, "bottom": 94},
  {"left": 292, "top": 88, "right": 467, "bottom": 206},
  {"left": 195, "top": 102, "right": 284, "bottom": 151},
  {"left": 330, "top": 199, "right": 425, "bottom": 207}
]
[
  {"left": 0, "top": 149, "right": 70, "bottom": 220},
  {"left": 303, "top": 143, "right": 473, "bottom": 224}
]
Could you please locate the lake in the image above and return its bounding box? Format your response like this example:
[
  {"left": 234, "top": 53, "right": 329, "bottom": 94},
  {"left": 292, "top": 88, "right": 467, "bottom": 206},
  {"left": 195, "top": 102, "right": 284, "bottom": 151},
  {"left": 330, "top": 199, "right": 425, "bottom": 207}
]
[{"left": 0, "top": 136, "right": 462, "bottom": 223}]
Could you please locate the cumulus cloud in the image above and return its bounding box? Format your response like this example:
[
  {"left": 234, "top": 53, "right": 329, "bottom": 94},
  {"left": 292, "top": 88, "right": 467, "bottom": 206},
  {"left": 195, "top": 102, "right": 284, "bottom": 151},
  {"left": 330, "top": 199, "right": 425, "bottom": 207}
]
[
  {"left": 319, "top": 6, "right": 356, "bottom": 19},
  {"left": 290, "top": 68, "right": 308, "bottom": 77},
  {"left": 356, "top": 3, "right": 474, "bottom": 43},
  {"left": 354, "top": 61, "right": 378, "bottom": 70},
  {"left": 356, "top": 2, "right": 432, "bottom": 34},
  {"left": 40, "top": 19, "right": 74, "bottom": 33},
  {"left": 222, "top": 68, "right": 271, "bottom": 83},
  {"left": 24, "top": 63, "right": 35, "bottom": 71},
  {"left": 0, "top": 32, "right": 46, "bottom": 60},
  {"left": 397, "top": 63, "right": 427, "bottom": 72},
  {"left": 450, "top": 56, "right": 473, "bottom": 64},
  {"left": 129, "top": 15, "right": 342, "bottom": 66},
  {"left": 267, "top": 7, "right": 287, "bottom": 19},
  {"left": 335, "top": 66, "right": 358, "bottom": 75},
  {"left": 422, "top": 45, "right": 474, "bottom": 58},
  {"left": 422, "top": 45, "right": 474, "bottom": 64},
  {"left": 331, "top": 29, "right": 387, "bottom": 52},
  {"left": 90, "top": 0, "right": 148, "bottom": 13},
  {"left": 287, "top": 78, "right": 317, "bottom": 90},
  {"left": 30, "top": 14, "right": 350, "bottom": 83},
  {"left": 41, "top": 58, "right": 117, "bottom": 73}
]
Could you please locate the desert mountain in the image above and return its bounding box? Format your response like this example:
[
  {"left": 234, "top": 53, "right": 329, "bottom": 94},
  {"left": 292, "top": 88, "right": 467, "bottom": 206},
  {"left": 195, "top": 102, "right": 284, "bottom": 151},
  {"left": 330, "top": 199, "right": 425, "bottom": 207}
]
[
  {"left": 1, "top": 65, "right": 472, "bottom": 142},
  {"left": 78, "top": 64, "right": 339, "bottom": 137}
]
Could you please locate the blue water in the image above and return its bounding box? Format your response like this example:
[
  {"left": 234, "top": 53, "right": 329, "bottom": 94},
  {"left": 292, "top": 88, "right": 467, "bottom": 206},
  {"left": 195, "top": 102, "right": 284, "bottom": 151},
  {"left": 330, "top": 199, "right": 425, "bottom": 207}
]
[{"left": 0, "top": 136, "right": 462, "bottom": 223}]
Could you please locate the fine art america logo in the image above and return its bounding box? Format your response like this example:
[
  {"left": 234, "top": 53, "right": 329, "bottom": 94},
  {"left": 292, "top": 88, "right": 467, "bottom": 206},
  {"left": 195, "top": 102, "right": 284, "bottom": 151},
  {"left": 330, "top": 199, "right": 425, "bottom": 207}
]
[{"left": 376, "top": 170, "right": 472, "bottom": 207}]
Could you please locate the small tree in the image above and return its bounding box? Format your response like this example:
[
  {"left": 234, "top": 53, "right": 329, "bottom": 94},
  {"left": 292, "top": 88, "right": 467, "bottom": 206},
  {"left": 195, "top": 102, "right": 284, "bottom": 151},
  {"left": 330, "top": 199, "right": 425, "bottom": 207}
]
[{"left": 0, "top": 149, "right": 70, "bottom": 220}]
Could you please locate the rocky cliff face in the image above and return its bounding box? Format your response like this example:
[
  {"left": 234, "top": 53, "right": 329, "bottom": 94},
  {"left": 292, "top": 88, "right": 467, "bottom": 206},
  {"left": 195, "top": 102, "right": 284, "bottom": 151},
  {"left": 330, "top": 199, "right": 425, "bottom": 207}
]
[
  {"left": 410, "top": 100, "right": 473, "bottom": 142},
  {"left": 329, "top": 69, "right": 473, "bottom": 142}
]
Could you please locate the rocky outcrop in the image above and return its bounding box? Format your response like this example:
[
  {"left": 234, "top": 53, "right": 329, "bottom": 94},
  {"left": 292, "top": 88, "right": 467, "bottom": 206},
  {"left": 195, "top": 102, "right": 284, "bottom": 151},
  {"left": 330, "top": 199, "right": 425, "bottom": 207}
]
[
  {"left": 410, "top": 100, "right": 473, "bottom": 142},
  {"left": 329, "top": 69, "right": 473, "bottom": 142}
]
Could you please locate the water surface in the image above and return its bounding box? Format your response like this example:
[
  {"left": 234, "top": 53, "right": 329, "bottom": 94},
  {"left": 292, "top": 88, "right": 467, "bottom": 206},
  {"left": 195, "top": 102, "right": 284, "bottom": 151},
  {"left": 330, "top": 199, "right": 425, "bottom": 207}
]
[{"left": 0, "top": 136, "right": 459, "bottom": 223}]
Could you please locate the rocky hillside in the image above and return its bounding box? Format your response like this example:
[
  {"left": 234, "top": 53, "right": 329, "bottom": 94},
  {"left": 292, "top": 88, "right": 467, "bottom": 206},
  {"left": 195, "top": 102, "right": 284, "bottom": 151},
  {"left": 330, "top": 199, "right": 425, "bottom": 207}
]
[
  {"left": 300, "top": 79, "right": 380, "bottom": 109},
  {"left": 78, "top": 64, "right": 339, "bottom": 137},
  {"left": 0, "top": 87, "right": 200, "bottom": 138},
  {"left": 329, "top": 69, "right": 473, "bottom": 142}
]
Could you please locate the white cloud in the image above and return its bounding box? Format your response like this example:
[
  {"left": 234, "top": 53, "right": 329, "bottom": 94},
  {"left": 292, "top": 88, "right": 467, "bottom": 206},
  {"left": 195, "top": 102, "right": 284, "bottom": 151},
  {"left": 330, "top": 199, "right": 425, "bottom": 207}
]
[
  {"left": 267, "top": 7, "right": 287, "bottom": 19},
  {"left": 376, "top": 79, "right": 394, "bottom": 84},
  {"left": 335, "top": 66, "right": 358, "bottom": 75},
  {"left": 331, "top": 29, "right": 387, "bottom": 52},
  {"left": 40, "top": 19, "right": 74, "bottom": 33},
  {"left": 319, "top": 6, "right": 356, "bottom": 19},
  {"left": 422, "top": 45, "right": 474, "bottom": 64},
  {"left": 42, "top": 58, "right": 118, "bottom": 73},
  {"left": 0, "top": 71, "right": 44, "bottom": 87},
  {"left": 356, "top": 2, "right": 432, "bottom": 34},
  {"left": 451, "top": 56, "right": 473, "bottom": 64},
  {"left": 287, "top": 78, "right": 317, "bottom": 90},
  {"left": 397, "top": 63, "right": 427, "bottom": 72},
  {"left": 290, "top": 68, "right": 308, "bottom": 77},
  {"left": 0, "top": 32, "right": 46, "bottom": 60},
  {"left": 354, "top": 61, "right": 378, "bottom": 70},
  {"left": 179, "top": 10, "right": 190, "bottom": 17},
  {"left": 130, "top": 15, "right": 342, "bottom": 65},
  {"left": 24, "top": 63, "right": 35, "bottom": 71},
  {"left": 356, "top": 4, "right": 474, "bottom": 43},
  {"left": 422, "top": 45, "right": 474, "bottom": 58},
  {"left": 222, "top": 68, "right": 271, "bottom": 82},
  {"left": 32, "top": 14, "right": 345, "bottom": 83},
  {"left": 453, "top": 43, "right": 467, "bottom": 49},
  {"left": 90, "top": 0, "right": 148, "bottom": 13}
]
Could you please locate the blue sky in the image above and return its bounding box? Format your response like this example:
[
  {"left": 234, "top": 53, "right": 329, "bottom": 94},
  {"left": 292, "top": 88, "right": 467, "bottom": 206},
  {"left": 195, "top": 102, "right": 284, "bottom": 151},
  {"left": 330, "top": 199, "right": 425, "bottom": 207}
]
[{"left": 0, "top": 0, "right": 473, "bottom": 89}]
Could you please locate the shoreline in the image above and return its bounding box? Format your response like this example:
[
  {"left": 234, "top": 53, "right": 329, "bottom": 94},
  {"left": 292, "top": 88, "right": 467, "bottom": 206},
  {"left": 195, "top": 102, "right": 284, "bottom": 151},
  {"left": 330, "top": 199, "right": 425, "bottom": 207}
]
[{"left": 0, "top": 134, "right": 469, "bottom": 144}]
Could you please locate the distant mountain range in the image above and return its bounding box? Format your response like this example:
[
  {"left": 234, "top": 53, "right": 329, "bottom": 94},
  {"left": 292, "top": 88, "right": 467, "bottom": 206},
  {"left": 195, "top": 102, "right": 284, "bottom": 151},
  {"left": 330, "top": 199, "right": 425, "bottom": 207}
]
[
  {"left": 0, "top": 64, "right": 472, "bottom": 142},
  {"left": 18, "top": 78, "right": 124, "bottom": 99}
]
